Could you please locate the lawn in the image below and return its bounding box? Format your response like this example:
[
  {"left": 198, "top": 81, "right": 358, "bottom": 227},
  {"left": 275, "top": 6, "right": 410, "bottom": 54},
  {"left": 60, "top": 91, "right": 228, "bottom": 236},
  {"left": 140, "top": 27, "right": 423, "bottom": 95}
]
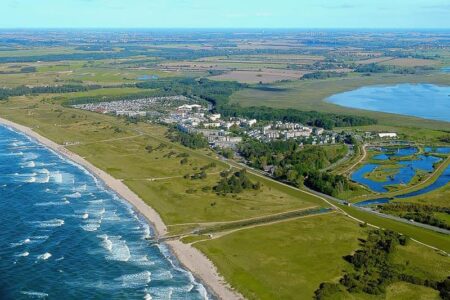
[
  {"left": 195, "top": 214, "right": 363, "bottom": 300},
  {"left": 194, "top": 212, "right": 450, "bottom": 300},
  {"left": 339, "top": 205, "right": 450, "bottom": 252}
]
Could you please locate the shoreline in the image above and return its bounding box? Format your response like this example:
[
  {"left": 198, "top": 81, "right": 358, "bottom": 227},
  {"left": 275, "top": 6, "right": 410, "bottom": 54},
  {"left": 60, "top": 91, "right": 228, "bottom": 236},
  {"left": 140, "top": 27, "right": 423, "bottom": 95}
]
[{"left": 0, "top": 117, "right": 243, "bottom": 300}]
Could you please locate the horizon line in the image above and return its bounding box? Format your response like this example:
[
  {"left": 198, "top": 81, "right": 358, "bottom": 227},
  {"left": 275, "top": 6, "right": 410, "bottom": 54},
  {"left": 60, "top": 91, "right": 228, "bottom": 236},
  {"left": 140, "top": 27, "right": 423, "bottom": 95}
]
[{"left": 0, "top": 27, "right": 449, "bottom": 31}]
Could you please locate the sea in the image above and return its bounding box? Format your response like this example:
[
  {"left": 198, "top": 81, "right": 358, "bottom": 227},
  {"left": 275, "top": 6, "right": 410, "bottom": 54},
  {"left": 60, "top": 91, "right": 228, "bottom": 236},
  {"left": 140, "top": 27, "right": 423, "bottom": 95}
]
[{"left": 0, "top": 124, "right": 209, "bottom": 299}]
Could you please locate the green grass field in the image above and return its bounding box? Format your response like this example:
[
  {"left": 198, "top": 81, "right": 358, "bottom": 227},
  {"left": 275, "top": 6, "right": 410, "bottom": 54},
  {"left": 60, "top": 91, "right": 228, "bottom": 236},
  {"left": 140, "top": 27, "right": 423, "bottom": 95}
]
[
  {"left": 195, "top": 214, "right": 362, "bottom": 300},
  {"left": 194, "top": 213, "right": 449, "bottom": 300}
]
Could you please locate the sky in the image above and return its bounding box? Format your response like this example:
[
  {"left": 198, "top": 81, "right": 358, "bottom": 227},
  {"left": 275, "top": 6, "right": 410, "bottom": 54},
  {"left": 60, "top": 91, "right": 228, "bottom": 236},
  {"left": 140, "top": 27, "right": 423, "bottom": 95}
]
[{"left": 2, "top": 0, "right": 449, "bottom": 29}]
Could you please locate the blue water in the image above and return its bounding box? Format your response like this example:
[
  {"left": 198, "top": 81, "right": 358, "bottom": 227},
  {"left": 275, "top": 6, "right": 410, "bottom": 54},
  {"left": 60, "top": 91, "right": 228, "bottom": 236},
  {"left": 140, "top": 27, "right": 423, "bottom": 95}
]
[
  {"left": 396, "top": 164, "right": 450, "bottom": 199},
  {"left": 138, "top": 75, "right": 159, "bottom": 81},
  {"left": 354, "top": 198, "right": 391, "bottom": 207},
  {"left": 327, "top": 83, "right": 450, "bottom": 122},
  {"left": 0, "top": 125, "right": 208, "bottom": 299},
  {"left": 354, "top": 164, "right": 450, "bottom": 207},
  {"left": 351, "top": 155, "right": 442, "bottom": 193},
  {"left": 373, "top": 147, "right": 418, "bottom": 160},
  {"left": 442, "top": 67, "right": 450, "bottom": 74},
  {"left": 424, "top": 147, "right": 450, "bottom": 154}
]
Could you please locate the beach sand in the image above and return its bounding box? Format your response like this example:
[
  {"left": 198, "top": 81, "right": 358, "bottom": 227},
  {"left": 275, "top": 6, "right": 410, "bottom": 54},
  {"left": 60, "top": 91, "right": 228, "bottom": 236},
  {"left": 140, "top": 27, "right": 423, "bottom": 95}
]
[{"left": 0, "top": 117, "right": 243, "bottom": 300}]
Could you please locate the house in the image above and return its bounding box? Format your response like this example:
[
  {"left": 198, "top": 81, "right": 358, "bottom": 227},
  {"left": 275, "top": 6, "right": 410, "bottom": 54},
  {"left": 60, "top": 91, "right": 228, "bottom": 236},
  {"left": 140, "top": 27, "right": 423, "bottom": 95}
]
[
  {"left": 244, "top": 119, "right": 257, "bottom": 127},
  {"left": 378, "top": 132, "right": 397, "bottom": 138},
  {"left": 209, "top": 114, "right": 221, "bottom": 121},
  {"left": 116, "top": 111, "right": 146, "bottom": 117},
  {"left": 203, "top": 122, "right": 221, "bottom": 128}
]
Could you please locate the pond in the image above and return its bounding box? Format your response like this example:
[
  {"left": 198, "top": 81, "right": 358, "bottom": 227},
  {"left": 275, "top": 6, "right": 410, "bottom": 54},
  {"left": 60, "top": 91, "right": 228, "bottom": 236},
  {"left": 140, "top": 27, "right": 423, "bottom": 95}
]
[
  {"left": 424, "top": 146, "right": 450, "bottom": 154},
  {"left": 327, "top": 83, "right": 450, "bottom": 122},
  {"left": 351, "top": 147, "right": 442, "bottom": 193},
  {"left": 354, "top": 164, "right": 450, "bottom": 207},
  {"left": 372, "top": 147, "right": 418, "bottom": 160}
]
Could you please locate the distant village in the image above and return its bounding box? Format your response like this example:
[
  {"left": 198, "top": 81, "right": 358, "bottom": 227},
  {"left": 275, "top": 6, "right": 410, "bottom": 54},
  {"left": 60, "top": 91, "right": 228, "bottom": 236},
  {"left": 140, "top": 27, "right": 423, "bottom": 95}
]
[{"left": 73, "top": 96, "right": 399, "bottom": 150}]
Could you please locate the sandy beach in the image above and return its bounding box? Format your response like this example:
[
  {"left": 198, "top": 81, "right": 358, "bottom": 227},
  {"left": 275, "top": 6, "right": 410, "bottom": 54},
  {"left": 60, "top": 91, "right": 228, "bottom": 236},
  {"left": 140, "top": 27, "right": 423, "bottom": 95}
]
[{"left": 0, "top": 117, "right": 243, "bottom": 300}]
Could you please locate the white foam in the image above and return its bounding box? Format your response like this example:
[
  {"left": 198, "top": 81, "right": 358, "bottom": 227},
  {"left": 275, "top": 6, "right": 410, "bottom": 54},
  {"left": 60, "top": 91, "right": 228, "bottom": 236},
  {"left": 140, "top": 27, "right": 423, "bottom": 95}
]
[
  {"left": 37, "top": 252, "right": 52, "bottom": 260},
  {"left": 10, "top": 238, "right": 31, "bottom": 247},
  {"left": 16, "top": 251, "right": 30, "bottom": 257},
  {"left": 22, "top": 152, "right": 38, "bottom": 161},
  {"left": 88, "top": 199, "right": 104, "bottom": 204},
  {"left": 115, "top": 271, "right": 151, "bottom": 288},
  {"left": 82, "top": 213, "right": 89, "bottom": 219},
  {"left": 102, "top": 210, "right": 120, "bottom": 221},
  {"left": 38, "top": 168, "right": 50, "bottom": 174},
  {"left": 20, "top": 291, "right": 48, "bottom": 298},
  {"left": 186, "top": 284, "right": 195, "bottom": 292},
  {"left": 21, "top": 161, "right": 36, "bottom": 168},
  {"left": 26, "top": 177, "right": 37, "bottom": 183},
  {"left": 98, "top": 235, "right": 131, "bottom": 262},
  {"left": 144, "top": 293, "right": 152, "bottom": 300},
  {"left": 31, "top": 219, "right": 64, "bottom": 228},
  {"left": 34, "top": 200, "right": 70, "bottom": 207},
  {"left": 141, "top": 224, "right": 153, "bottom": 240},
  {"left": 152, "top": 270, "right": 173, "bottom": 281},
  {"left": 75, "top": 184, "right": 87, "bottom": 192},
  {"left": 65, "top": 192, "right": 82, "bottom": 198},
  {"left": 98, "top": 234, "right": 113, "bottom": 251},
  {"left": 51, "top": 171, "right": 63, "bottom": 184},
  {"left": 81, "top": 222, "right": 101, "bottom": 232}
]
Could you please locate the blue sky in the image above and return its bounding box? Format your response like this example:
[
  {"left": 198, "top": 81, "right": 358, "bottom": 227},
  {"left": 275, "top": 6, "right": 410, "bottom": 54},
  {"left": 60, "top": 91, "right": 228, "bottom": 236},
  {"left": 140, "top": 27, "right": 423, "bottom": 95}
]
[{"left": 2, "top": 0, "right": 449, "bottom": 28}]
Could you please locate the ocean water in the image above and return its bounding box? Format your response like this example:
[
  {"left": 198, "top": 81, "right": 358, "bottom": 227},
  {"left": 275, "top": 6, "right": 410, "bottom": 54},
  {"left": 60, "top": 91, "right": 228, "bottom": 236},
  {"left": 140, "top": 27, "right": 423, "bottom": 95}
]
[
  {"left": 327, "top": 83, "right": 450, "bottom": 122},
  {"left": 0, "top": 125, "right": 209, "bottom": 299}
]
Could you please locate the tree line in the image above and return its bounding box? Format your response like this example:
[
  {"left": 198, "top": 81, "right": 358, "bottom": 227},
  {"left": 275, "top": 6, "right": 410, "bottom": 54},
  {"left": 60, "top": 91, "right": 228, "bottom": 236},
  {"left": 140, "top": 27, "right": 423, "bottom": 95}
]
[
  {"left": 380, "top": 203, "right": 450, "bottom": 230},
  {"left": 214, "top": 169, "right": 260, "bottom": 194},
  {"left": 314, "top": 229, "right": 450, "bottom": 299},
  {"left": 0, "top": 84, "right": 102, "bottom": 100},
  {"left": 238, "top": 139, "right": 351, "bottom": 196},
  {"left": 166, "top": 127, "right": 209, "bottom": 149}
]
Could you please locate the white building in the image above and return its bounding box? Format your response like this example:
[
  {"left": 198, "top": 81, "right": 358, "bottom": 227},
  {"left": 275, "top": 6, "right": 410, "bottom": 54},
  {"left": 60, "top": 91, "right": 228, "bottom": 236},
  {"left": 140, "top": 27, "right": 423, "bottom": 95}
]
[
  {"left": 204, "top": 122, "right": 221, "bottom": 128},
  {"left": 245, "top": 119, "right": 257, "bottom": 127},
  {"left": 116, "top": 111, "right": 147, "bottom": 117},
  {"left": 209, "top": 114, "right": 221, "bottom": 121},
  {"left": 378, "top": 132, "right": 397, "bottom": 138}
]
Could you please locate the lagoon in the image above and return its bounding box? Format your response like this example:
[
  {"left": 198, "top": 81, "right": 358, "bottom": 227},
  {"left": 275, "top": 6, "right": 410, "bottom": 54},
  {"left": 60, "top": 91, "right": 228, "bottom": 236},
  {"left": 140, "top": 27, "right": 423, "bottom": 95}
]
[{"left": 327, "top": 83, "right": 450, "bottom": 122}]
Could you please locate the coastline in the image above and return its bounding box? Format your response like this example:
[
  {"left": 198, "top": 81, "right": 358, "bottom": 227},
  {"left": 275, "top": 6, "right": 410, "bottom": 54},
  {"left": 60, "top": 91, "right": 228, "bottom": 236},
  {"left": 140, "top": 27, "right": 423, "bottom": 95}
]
[{"left": 0, "top": 117, "right": 243, "bottom": 300}]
